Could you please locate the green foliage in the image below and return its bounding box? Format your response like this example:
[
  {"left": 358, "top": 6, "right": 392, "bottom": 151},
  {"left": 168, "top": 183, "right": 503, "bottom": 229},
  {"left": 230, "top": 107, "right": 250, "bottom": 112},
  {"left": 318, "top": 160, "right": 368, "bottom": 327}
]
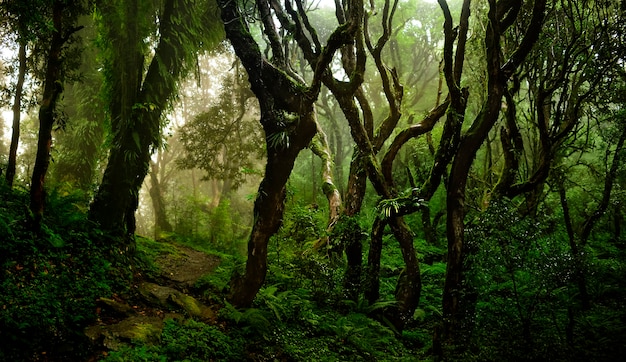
[
  {"left": 194, "top": 253, "right": 244, "bottom": 301},
  {"left": 160, "top": 319, "right": 244, "bottom": 361},
  {"left": 105, "top": 345, "right": 166, "bottom": 362},
  {"left": 463, "top": 201, "right": 626, "bottom": 360},
  {"left": 169, "top": 195, "right": 247, "bottom": 255},
  {"left": 280, "top": 202, "right": 326, "bottom": 244},
  {"left": 208, "top": 199, "right": 234, "bottom": 248},
  {"left": 376, "top": 189, "right": 427, "bottom": 219},
  {"left": 267, "top": 130, "right": 291, "bottom": 149},
  {"left": 220, "top": 282, "right": 415, "bottom": 361},
  {"left": 105, "top": 319, "right": 244, "bottom": 362},
  {"left": 220, "top": 302, "right": 274, "bottom": 339},
  {"left": 177, "top": 59, "right": 263, "bottom": 191},
  {"left": 0, "top": 185, "right": 126, "bottom": 361}
]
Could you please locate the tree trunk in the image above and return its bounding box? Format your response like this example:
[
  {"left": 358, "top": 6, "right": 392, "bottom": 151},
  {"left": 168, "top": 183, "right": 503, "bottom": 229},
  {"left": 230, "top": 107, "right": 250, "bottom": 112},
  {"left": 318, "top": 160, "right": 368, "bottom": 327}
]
[
  {"left": 310, "top": 124, "right": 343, "bottom": 250},
  {"left": 438, "top": 0, "right": 547, "bottom": 354},
  {"left": 149, "top": 161, "right": 172, "bottom": 238},
  {"left": 6, "top": 41, "right": 27, "bottom": 187},
  {"left": 342, "top": 154, "right": 367, "bottom": 298},
  {"left": 30, "top": 0, "right": 66, "bottom": 226},
  {"left": 228, "top": 112, "right": 317, "bottom": 307},
  {"left": 89, "top": 0, "right": 193, "bottom": 239},
  {"left": 388, "top": 216, "right": 421, "bottom": 331},
  {"left": 365, "top": 217, "right": 385, "bottom": 304},
  {"left": 218, "top": 0, "right": 345, "bottom": 307}
]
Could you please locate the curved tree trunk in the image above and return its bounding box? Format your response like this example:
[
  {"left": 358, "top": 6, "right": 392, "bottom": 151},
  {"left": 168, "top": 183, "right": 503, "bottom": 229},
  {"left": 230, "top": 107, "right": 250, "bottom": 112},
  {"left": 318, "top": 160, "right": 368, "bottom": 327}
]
[
  {"left": 389, "top": 216, "right": 421, "bottom": 330},
  {"left": 89, "top": 0, "right": 201, "bottom": 239},
  {"left": 310, "top": 124, "right": 343, "bottom": 250},
  {"left": 229, "top": 113, "right": 317, "bottom": 307},
  {"left": 437, "top": 0, "right": 546, "bottom": 355},
  {"left": 218, "top": 0, "right": 358, "bottom": 307}
]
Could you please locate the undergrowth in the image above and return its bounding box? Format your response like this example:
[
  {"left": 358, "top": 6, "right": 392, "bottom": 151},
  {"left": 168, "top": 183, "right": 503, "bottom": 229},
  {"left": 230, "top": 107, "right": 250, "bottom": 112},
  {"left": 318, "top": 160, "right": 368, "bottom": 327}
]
[
  {"left": 0, "top": 185, "right": 130, "bottom": 361},
  {"left": 104, "top": 319, "right": 245, "bottom": 362}
]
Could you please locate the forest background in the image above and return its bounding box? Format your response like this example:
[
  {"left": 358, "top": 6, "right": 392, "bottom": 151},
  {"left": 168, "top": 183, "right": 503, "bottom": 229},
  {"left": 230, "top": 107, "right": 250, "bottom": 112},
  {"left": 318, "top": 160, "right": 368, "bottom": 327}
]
[{"left": 1, "top": 0, "right": 625, "bottom": 360}]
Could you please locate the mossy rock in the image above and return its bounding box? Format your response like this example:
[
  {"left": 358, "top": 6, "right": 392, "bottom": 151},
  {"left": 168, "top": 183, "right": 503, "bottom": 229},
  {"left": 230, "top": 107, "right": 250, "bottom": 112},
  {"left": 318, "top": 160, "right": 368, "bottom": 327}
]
[
  {"left": 85, "top": 315, "right": 168, "bottom": 350},
  {"left": 138, "top": 282, "right": 215, "bottom": 320}
]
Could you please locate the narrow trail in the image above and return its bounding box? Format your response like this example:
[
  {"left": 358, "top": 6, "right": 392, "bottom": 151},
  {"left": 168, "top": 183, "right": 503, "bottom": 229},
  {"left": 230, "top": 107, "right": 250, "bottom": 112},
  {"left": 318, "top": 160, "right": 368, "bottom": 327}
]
[
  {"left": 154, "top": 244, "right": 221, "bottom": 288},
  {"left": 85, "top": 242, "right": 222, "bottom": 357}
]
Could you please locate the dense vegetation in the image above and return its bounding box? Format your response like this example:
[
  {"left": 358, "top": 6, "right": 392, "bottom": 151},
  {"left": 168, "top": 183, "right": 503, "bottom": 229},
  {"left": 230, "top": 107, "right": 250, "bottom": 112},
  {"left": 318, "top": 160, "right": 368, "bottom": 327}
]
[{"left": 1, "top": 0, "right": 625, "bottom": 361}]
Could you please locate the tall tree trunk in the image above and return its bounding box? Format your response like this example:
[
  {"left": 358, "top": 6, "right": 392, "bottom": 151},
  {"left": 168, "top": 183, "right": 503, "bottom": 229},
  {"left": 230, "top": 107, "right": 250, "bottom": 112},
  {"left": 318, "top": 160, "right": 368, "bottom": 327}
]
[
  {"left": 438, "top": 0, "right": 546, "bottom": 355},
  {"left": 310, "top": 124, "right": 343, "bottom": 250},
  {"left": 228, "top": 112, "right": 317, "bottom": 307},
  {"left": 6, "top": 41, "right": 27, "bottom": 187},
  {"left": 365, "top": 216, "right": 385, "bottom": 304},
  {"left": 30, "top": 0, "right": 68, "bottom": 226},
  {"left": 88, "top": 0, "right": 144, "bottom": 237},
  {"left": 342, "top": 154, "right": 367, "bottom": 300},
  {"left": 218, "top": 0, "right": 354, "bottom": 307},
  {"left": 90, "top": 0, "right": 198, "bottom": 239}
]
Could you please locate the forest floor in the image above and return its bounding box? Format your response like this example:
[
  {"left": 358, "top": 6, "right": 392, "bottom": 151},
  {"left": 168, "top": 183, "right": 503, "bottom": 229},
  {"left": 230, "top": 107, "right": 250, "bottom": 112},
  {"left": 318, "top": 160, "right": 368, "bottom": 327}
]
[
  {"left": 85, "top": 240, "right": 224, "bottom": 360},
  {"left": 152, "top": 243, "right": 221, "bottom": 288}
]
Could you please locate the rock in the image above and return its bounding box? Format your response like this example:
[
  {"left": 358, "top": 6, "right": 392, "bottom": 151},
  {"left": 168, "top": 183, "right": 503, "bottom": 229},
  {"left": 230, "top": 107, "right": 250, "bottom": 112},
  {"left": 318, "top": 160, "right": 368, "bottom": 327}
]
[
  {"left": 85, "top": 315, "right": 168, "bottom": 350},
  {"left": 138, "top": 282, "right": 215, "bottom": 320},
  {"left": 97, "top": 297, "right": 136, "bottom": 317}
]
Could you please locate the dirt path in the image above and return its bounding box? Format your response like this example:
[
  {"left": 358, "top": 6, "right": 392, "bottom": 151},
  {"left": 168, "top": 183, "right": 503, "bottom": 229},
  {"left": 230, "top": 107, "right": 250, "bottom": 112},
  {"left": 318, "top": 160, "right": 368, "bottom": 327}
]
[
  {"left": 154, "top": 244, "right": 221, "bottom": 287},
  {"left": 85, "top": 242, "right": 222, "bottom": 355}
]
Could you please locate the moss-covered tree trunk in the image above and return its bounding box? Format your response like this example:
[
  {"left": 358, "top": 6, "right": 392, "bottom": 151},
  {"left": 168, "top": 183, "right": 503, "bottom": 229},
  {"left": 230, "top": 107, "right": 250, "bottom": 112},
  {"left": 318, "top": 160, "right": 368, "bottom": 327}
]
[
  {"left": 149, "top": 160, "right": 172, "bottom": 238},
  {"left": 30, "top": 0, "right": 70, "bottom": 226},
  {"left": 436, "top": 0, "right": 546, "bottom": 355},
  {"left": 310, "top": 125, "right": 343, "bottom": 250},
  {"left": 219, "top": 0, "right": 359, "bottom": 307},
  {"left": 89, "top": 0, "right": 219, "bottom": 239}
]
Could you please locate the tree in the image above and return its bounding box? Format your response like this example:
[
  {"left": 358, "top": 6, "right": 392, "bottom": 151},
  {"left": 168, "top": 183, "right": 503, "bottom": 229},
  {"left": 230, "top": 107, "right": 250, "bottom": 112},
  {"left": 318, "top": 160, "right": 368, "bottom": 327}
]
[
  {"left": 425, "top": 0, "right": 547, "bottom": 354},
  {"left": 177, "top": 57, "right": 263, "bottom": 207},
  {"left": 88, "top": 0, "right": 223, "bottom": 240},
  {"left": 1, "top": 0, "right": 48, "bottom": 187},
  {"left": 148, "top": 148, "right": 174, "bottom": 238},
  {"left": 218, "top": 0, "right": 363, "bottom": 308},
  {"left": 29, "top": 0, "right": 88, "bottom": 226}
]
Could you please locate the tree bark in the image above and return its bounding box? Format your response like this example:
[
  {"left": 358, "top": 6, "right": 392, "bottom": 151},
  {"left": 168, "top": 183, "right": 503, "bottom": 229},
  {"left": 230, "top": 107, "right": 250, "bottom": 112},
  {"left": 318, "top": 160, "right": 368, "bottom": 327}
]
[
  {"left": 388, "top": 216, "right": 421, "bottom": 330},
  {"left": 219, "top": 0, "right": 357, "bottom": 307},
  {"left": 89, "top": 0, "right": 196, "bottom": 238},
  {"left": 6, "top": 41, "right": 26, "bottom": 187},
  {"left": 310, "top": 123, "right": 343, "bottom": 249},
  {"left": 365, "top": 217, "right": 386, "bottom": 304},
  {"left": 437, "top": 0, "right": 546, "bottom": 354},
  {"left": 229, "top": 115, "right": 316, "bottom": 307},
  {"left": 30, "top": 0, "right": 67, "bottom": 226},
  {"left": 149, "top": 161, "right": 172, "bottom": 238}
]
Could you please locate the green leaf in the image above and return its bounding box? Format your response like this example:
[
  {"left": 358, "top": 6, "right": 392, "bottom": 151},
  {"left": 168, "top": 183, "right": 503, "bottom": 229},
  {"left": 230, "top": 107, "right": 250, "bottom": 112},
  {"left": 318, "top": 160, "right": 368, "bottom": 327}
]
[
  {"left": 132, "top": 131, "right": 141, "bottom": 150},
  {"left": 42, "top": 224, "right": 65, "bottom": 248}
]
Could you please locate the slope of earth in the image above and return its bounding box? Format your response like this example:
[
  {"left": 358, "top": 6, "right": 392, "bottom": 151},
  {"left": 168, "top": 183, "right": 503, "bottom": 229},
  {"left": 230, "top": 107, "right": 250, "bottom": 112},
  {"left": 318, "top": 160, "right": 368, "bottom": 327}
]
[{"left": 85, "top": 238, "right": 223, "bottom": 359}]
